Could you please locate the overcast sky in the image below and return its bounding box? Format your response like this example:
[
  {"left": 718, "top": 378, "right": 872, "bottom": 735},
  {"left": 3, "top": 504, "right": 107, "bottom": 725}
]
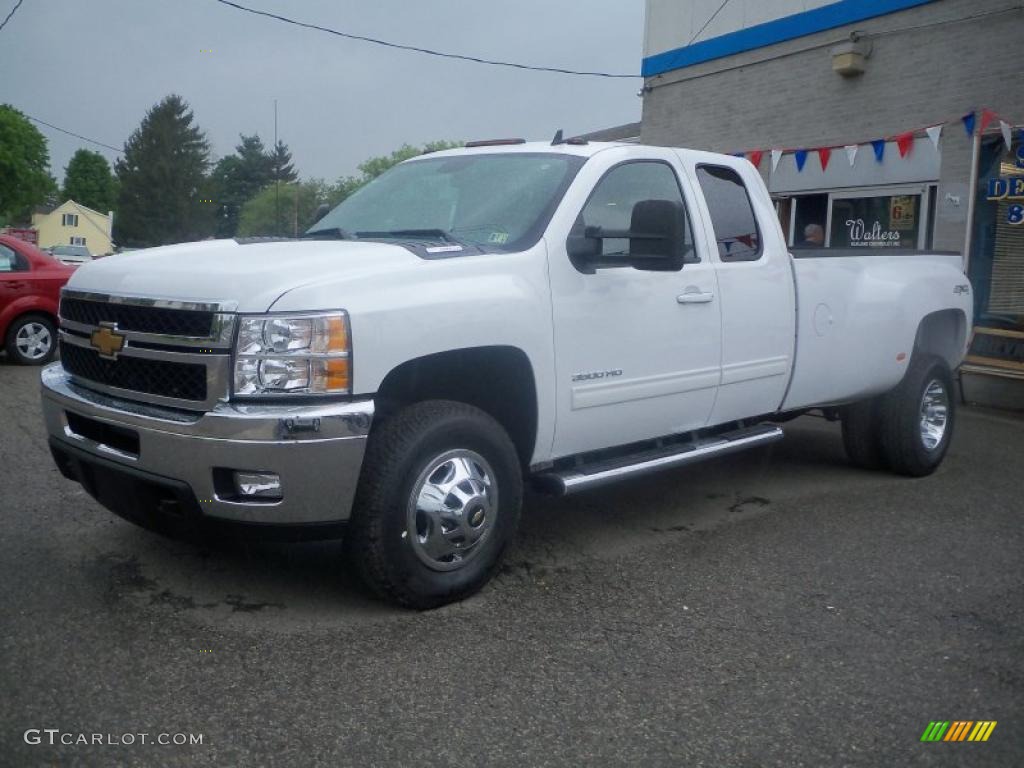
[{"left": 0, "top": 0, "right": 645, "bottom": 185}]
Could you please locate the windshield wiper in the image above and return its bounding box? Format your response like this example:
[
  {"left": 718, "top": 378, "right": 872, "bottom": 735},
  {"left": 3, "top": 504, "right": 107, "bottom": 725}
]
[
  {"left": 355, "top": 228, "right": 466, "bottom": 246},
  {"left": 301, "top": 227, "right": 355, "bottom": 240}
]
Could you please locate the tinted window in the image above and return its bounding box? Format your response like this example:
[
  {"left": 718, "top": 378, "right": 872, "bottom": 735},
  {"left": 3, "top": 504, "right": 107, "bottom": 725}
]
[
  {"left": 696, "top": 165, "right": 762, "bottom": 262},
  {"left": 577, "top": 161, "right": 693, "bottom": 267}
]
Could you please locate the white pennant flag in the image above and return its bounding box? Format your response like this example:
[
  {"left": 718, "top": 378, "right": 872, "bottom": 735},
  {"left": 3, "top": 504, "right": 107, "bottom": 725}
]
[
  {"left": 844, "top": 144, "right": 859, "bottom": 166},
  {"left": 1000, "top": 120, "right": 1013, "bottom": 152},
  {"left": 925, "top": 124, "right": 943, "bottom": 150},
  {"left": 770, "top": 149, "right": 783, "bottom": 172}
]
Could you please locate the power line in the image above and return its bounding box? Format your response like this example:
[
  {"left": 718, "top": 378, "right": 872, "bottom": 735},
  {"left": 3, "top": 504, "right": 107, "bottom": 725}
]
[
  {"left": 0, "top": 0, "right": 26, "bottom": 33},
  {"left": 687, "top": 0, "right": 733, "bottom": 47},
  {"left": 23, "top": 112, "right": 122, "bottom": 154},
  {"left": 211, "top": 0, "right": 639, "bottom": 79}
]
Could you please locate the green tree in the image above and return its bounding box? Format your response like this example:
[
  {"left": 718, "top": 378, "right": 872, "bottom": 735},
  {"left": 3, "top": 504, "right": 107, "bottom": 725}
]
[
  {"left": 0, "top": 104, "right": 57, "bottom": 225},
  {"left": 114, "top": 95, "right": 213, "bottom": 247},
  {"left": 209, "top": 134, "right": 299, "bottom": 237},
  {"left": 237, "top": 180, "right": 331, "bottom": 238},
  {"left": 270, "top": 140, "right": 297, "bottom": 184},
  {"left": 62, "top": 149, "right": 117, "bottom": 213}
]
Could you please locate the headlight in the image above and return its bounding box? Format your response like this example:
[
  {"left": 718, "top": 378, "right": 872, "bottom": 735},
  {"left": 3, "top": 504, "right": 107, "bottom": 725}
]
[{"left": 233, "top": 311, "right": 350, "bottom": 396}]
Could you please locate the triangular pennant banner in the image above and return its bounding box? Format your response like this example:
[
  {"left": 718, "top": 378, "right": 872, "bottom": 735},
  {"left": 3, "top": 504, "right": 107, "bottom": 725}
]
[
  {"left": 794, "top": 149, "right": 808, "bottom": 172},
  {"left": 818, "top": 147, "right": 831, "bottom": 172},
  {"left": 895, "top": 132, "right": 914, "bottom": 158},
  {"left": 962, "top": 112, "right": 976, "bottom": 137},
  {"left": 844, "top": 144, "right": 859, "bottom": 166},
  {"left": 871, "top": 139, "right": 886, "bottom": 163},
  {"left": 736, "top": 234, "right": 753, "bottom": 248},
  {"left": 770, "top": 149, "right": 783, "bottom": 172},
  {"left": 980, "top": 109, "right": 997, "bottom": 134},
  {"left": 748, "top": 150, "right": 764, "bottom": 169},
  {"left": 1000, "top": 121, "right": 1013, "bottom": 151},
  {"left": 925, "top": 124, "right": 943, "bottom": 150}
]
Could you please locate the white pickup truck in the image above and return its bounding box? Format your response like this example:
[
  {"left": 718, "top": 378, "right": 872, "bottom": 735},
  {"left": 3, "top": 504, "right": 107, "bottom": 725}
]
[{"left": 42, "top": 139, "right": 973, "bottom": 607}]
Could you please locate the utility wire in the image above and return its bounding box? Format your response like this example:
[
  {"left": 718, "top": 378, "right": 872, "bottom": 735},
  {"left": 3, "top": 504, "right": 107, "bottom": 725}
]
[
  {"left": 0, "top": 0, "right": 25, "bottom": 33},
  {"left": 211, "top": 0, "right": 639, "bottom": 78},
  {"left": 23, "top": 112, "right": 122, "bottom": 154},
  {"left": 687, "top": 0, "right": 733, "bottom": 47}
]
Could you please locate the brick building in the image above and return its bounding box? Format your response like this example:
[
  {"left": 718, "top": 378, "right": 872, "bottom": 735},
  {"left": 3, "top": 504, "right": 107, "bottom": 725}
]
[{"left": 640, "top": 0, "right": 1023, "bottom": 402}]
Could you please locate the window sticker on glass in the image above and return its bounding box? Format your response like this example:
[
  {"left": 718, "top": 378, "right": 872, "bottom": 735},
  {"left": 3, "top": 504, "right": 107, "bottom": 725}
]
[{"left": 488, "top": 232, "right": 510, "bottom": 244}]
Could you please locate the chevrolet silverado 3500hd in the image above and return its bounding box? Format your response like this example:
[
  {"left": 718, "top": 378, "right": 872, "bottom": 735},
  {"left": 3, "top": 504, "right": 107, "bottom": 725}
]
[{"left": 41, "top": 140, "right": 972, "bottom": 607}]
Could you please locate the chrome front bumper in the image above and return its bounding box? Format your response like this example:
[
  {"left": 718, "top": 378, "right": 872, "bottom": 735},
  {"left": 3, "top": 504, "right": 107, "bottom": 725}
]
[{"left": 41, "top": 364, "right": 373, "bottom": 527}]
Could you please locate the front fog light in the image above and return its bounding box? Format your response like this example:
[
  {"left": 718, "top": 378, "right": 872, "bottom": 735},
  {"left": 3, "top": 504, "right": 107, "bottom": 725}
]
[{"left": 234, "top": 471, "right": 282, "bottom": 500}]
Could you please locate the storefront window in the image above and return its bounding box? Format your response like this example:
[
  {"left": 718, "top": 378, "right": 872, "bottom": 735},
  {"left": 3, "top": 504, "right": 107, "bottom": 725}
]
[
  {"left": 829, "top": 193, "right": 921, "bottom": 248},
  {"left": 970, "top": 133, "right": 1024, "bottom": 333}
]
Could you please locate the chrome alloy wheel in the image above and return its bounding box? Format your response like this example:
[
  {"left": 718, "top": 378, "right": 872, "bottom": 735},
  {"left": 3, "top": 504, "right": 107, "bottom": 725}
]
[
  {"left": 15, "top": 321, "right": 52, "bottom": 361},
  {"left": 406, "top": 449, "right": 497, "bottom": 572},
  {"left": 919, "top": 379, "right": 949, "bottom": 451}
]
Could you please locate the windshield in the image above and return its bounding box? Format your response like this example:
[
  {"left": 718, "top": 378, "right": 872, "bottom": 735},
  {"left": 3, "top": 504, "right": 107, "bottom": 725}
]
[{"left": 307, "top": 152, "right": 585, "bottom": 252}]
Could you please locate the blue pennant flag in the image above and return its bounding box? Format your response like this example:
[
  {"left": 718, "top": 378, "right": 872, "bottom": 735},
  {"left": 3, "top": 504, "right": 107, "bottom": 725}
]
[
  {"left": 871, "top": 139, "right": 885, "bottom": 163},
  {"left": 794, "top": 149, "right": 808, "bottom": 171},
  {"left": 962, "top": 112, "right": 976, "bottom": 137}
]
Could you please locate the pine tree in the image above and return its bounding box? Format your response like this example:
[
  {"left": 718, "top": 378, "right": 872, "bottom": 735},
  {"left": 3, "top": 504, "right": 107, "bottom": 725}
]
[
  {"left": 270, "top": 140, "right": 297, "bottom": 184},
  {"left": 62, "top": 149, "right": 117, "bottom": 213},
  {"left": 114, "top": 95, "right": 212, "bottom": 247},
  {"left": 209, "top": 134, "right": 280, "bottom": 237}
]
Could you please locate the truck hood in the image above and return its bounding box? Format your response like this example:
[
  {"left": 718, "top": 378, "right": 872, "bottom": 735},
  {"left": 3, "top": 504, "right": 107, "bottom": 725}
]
[{"left": 65, "top": 238, "right": 420, "bottom": 312}]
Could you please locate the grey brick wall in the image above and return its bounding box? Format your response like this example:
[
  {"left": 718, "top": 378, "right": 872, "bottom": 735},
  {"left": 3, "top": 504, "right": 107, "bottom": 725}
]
[{"left": 640, "top": 0, "right": 1024, "bottom": 252}]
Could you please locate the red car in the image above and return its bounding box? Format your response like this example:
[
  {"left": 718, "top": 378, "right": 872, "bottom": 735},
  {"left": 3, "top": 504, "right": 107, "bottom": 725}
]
[{"left": 0, "top": 234, "right": 75, "bottom": 365}]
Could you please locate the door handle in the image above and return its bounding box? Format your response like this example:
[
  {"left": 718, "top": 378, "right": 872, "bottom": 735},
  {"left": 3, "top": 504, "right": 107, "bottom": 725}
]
[{"left": 676, "top": 288, "right": 714, "bottom": 304}]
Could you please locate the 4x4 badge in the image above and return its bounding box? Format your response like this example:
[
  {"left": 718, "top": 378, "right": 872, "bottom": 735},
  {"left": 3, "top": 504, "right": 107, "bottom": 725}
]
[{"left": 90, "top": 323, "right": 126, "bottom": 360}]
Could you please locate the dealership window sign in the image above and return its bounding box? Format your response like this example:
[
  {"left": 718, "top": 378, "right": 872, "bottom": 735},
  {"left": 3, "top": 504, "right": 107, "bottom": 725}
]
[{"left": 984, "top": 145, "right": 1024, "bottom": 226}]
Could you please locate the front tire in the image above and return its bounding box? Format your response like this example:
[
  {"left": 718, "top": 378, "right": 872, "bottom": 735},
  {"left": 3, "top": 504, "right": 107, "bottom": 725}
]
[
  {"left": 345, "top": 400, "right": 523, "bottom": 609},
  {"left": 879, "top": 354, "right": 955, "bottom": 477},
  {"left": 5, "top": 314, "right": 56, "bottom": 365}
]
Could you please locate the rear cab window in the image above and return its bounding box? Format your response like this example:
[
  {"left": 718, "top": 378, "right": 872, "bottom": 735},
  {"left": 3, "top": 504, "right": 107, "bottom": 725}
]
[{"left": 696, "top": 165, "right": 762, "bottom": 262}]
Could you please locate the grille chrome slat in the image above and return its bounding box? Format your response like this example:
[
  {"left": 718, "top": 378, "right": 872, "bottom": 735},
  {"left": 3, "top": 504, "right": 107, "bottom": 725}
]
[{"left": 57, "top": 290, "right": 234, "bottom": 412}]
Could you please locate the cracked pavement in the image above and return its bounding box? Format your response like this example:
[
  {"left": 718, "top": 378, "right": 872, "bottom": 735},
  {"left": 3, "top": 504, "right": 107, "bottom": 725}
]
[{"left": 1, "top": 364, "right": 1022, "bottom": 766}]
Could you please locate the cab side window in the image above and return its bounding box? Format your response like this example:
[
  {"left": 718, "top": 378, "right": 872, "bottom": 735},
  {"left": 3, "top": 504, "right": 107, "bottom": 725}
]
[
  {"left": 696, "top": 165, "right": 762, "bottom": 262},
  {"left": 576, "top": 161, "right": 694, "bottom": 269},
  {"left": 0, "top": 244, "right": 27, "bottom": 272}
]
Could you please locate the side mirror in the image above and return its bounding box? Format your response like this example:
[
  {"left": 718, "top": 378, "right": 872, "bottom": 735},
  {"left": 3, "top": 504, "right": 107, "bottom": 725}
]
[
  {"left": 310, "top": 203, "right": 331, "bottom": 226},
  {"left": 567, "top": 199, "right": 686, "bottom": 272},
  {"left": 626, "top": 199, "right": 686, "bottom": 271}
]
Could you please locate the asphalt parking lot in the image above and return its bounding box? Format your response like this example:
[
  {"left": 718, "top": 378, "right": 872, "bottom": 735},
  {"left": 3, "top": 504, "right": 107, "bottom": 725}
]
[{"left": 1, "top": 363, "right": 1022, "bottom": 767}]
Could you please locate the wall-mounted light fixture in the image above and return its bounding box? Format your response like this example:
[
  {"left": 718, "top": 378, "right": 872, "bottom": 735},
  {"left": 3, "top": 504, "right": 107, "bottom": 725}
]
[{"left": 831, "top": 32, "right": 873, "bottom": 77}]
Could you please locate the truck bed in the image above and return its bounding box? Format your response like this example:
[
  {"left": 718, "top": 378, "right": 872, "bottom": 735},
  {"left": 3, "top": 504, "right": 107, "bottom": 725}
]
[{"left": 781, "top": 249, "right": 969, "bottom": 411}]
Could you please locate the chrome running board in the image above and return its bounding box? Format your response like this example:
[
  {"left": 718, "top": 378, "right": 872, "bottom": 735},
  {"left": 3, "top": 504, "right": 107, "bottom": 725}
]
[{"left": 534, "top": 425, "right": 784, "bottom": 496}]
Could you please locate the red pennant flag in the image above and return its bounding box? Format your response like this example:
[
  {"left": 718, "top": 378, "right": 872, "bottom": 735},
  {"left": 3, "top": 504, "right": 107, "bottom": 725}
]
[
  {"left": 748, "top": 150, "right": 764, "bottom": 168},
  {"left": 818, "top": 147, "right": 831, "bottom": 172},
  {"left": 980, "top": 109, "right": 997, "bottom": 134},
  {"left": 895, "top": 132, "right": 914, "bottom": 158},
  {"left": 736, "top": 234, "right": 754, "bottom": 248}
]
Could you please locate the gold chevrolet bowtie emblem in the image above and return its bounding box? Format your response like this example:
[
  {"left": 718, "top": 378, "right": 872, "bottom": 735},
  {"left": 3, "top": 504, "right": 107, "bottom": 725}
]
[{"left": 90, "top": 323, "right": 126, "bottom": 359}]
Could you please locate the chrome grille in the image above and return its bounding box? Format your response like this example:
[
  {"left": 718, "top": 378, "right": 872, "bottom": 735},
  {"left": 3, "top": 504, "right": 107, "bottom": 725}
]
[
  {"left": 57, "top": 290, "right": 236, "bottom": 411},
  {"left": 60, "top": 297, "right": 215, "bottom": 337}
]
